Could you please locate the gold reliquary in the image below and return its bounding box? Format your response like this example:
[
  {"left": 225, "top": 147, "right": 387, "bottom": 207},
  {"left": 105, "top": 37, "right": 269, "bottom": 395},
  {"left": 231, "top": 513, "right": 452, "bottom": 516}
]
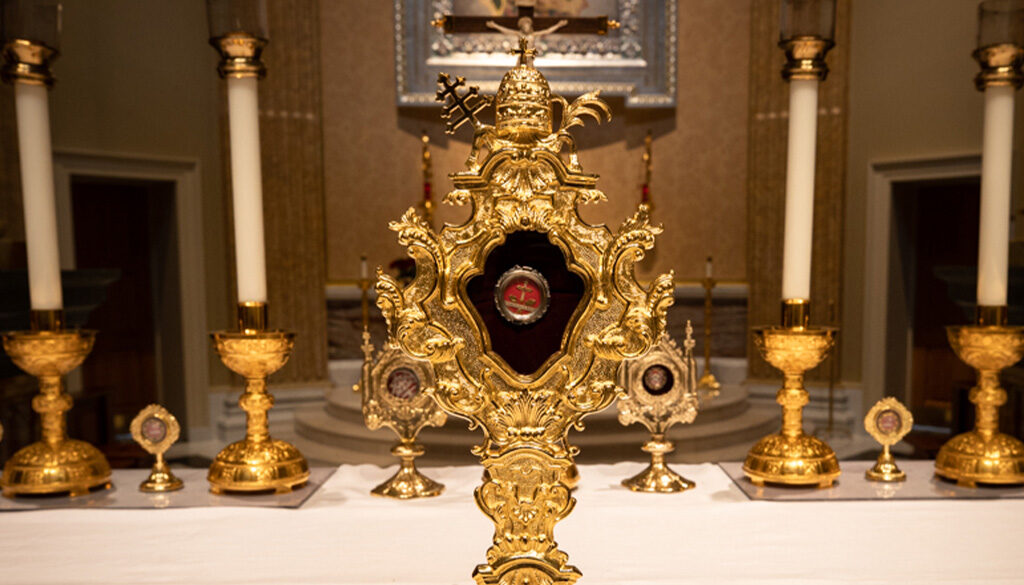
[
  {"left": 355, "top": 329, "right": 447, "bottom": 499},
  {"left": 617, "top": 324, "right": 700, "bottom": 493},
  {"left": 376, "top": 37, "right": 674, "bottom": 585}
]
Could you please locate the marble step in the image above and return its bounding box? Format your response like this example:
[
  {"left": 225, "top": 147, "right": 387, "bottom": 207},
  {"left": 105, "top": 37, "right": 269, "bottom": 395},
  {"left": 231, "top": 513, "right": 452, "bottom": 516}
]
[
  {"left": 327, "top": 374, "right": 751, "bottom": 425},
  {"left": 294, "top": 395, "right": 778, "bottom": 466},
  {"left": 308, "top": 380, "right": 752, "bottom": 447},
  {"left": 293, "top": 402, "right": 779, "bottom": 468},
  {"left": 294, "top": 357, "right": 773, "bottom": 466}
]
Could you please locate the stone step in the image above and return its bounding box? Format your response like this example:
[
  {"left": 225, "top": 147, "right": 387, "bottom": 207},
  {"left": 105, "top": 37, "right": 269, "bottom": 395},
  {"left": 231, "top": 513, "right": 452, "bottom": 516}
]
[
  {"left": 293, "top": 407, "right": 477, "bottom": 466},
  {"left": 328, "top": 377, "right": 751, "bottom": 425},
  {"left": 306, "top": 382, "right": 756, "bottom": 448},
  {"left": 296, "top": 358, "right": 783, "bottom": 467},
  {"left": 294, "top": 399, "right": 778, "bottom": 466}
]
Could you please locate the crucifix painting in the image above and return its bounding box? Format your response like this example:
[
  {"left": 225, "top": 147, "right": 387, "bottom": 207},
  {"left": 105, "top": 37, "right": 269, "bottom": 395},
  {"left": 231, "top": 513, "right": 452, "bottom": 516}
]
[{"left": 394, "top": 0, "right": 678, "bottom": 108}]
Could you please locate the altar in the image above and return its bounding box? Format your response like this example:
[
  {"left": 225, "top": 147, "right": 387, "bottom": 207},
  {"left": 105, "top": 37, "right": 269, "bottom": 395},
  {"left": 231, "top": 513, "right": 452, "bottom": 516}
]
[{"left": 2, "top": 462, "right": 1022, "bottom": 585}]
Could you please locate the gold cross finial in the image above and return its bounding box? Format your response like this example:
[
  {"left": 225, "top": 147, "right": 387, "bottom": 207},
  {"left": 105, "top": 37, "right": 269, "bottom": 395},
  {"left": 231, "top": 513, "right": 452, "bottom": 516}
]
[{"left": 510, "top": 37, "right": 537, "bottom": 66}]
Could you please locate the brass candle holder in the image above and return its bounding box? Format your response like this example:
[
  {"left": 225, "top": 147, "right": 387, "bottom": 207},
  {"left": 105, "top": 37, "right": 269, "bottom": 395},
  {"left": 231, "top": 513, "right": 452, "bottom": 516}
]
[
  {"left": 934, "top": 306, "right": 1024, "bottom": 487},
  {"left": 743, "top": 300, "right": 840, "bottom": 488},
  {"left": 420, "top": 131, "right": 435, "bottom": 229},
  {"left": 2, "top": 38, "right": 58, "bottom": 86},
  {"left": 210, "top": 32, "right": 267, "bottom": 80},
  {"left": 698, "top": 268, "right": 721, "bottom": 395},
  {"left": 972, "top": 43, "right": 1023, "bottom": 90},
  {"left": 1, "top": 310, "right": 112, "bottom": 497},
  {"left": 207, "top": 302, "right": 310, "bottom": 494},
  {"left": 618, "top": 326, "right": 700, "bottom": 493}
]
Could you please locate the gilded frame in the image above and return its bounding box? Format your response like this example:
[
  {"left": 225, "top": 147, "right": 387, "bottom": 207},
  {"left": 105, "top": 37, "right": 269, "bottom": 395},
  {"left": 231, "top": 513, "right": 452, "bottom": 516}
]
[
  {"left": 361, "top": 343, "right": 447, "bottom": 439},
  {"left": 618, "top": 334, "right": 698, "bottom": 435},
  {"left": 129, "top": 404, "right": 181, "bottom": 456}
]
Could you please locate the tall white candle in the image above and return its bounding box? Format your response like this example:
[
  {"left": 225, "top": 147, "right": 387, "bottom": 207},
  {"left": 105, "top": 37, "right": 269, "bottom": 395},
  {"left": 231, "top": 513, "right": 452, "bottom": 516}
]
[
  {"left": 976, "top": 85, "right": 1015, "bottom": 308},
  {"left": 781, "top": 79, "right": 820, "bottom": 301},
  {"left": 705, "top": 256, "right": 713, "bottom": 279},
  {"left": 360, "top": 256, "right": 368, "bottom": 280},
  {"left": 226, "top": 76, "right": 268, "bottom": 303},
  {"left": 14, "top": 83, "right": 63, "bottom": 310}
]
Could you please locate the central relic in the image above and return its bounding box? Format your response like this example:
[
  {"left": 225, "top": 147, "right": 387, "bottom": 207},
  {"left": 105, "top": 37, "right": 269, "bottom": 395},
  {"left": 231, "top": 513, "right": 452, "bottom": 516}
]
[{"left": 377, "top": 36, "right": 674, "bottom": 585}]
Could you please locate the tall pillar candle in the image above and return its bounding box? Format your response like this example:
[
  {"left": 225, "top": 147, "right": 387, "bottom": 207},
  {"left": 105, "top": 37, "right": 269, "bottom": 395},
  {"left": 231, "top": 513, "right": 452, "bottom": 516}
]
[
  {"left": 781, "top": 79, "right": 819, "bottom": 301},
  {"left": 226, "top": 76, "right": 268, "bottom": 303},
  {"left": 14, "top": 82, "right": 63, "bottom": 310},
  {"left": 976, "top": 85, "right": 1015, "bottom": 308}
]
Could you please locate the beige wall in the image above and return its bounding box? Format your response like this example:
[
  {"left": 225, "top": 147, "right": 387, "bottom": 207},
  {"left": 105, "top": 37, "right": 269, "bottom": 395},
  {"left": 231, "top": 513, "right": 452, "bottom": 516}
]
[
  {"left": 843, "top": 0, "right": 1024, "bottom": 401},
  {"left": 321, "top": 0, "right": 751, "bottom": 284},
  {"left": 10, "top": 0, "right": 1019, "bottom": 421},
  {"left": 47, "top": 0, "right": 230, "bottom": 426}
]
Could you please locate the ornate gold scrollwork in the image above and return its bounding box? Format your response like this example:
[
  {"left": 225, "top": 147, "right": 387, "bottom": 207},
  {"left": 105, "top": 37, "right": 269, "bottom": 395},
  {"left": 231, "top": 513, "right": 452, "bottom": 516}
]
[{"left": 377, "top": 38, "right": 673, "bottom": 585}]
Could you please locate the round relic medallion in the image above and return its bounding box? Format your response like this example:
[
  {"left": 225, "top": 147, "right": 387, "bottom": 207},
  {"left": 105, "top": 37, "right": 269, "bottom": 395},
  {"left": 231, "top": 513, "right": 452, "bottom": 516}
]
[
  {"left": 141, "top": 416, "right": 167, "bottom": 444},
  {"left": 494, "top": 265, "right": 550, "bottom": 325},
  {"left": 641, "top": 364, "right": 674, "bottom": 396},
  {"left": 386, "top": 367, "right": 421, "bottom": 400},
  {"left": 875, "top": 409, "right": 902, "bottom": 435}
]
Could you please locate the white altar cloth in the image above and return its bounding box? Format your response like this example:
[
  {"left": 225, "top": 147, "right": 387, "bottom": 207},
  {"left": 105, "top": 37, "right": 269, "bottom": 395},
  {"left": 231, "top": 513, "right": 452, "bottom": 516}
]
[{"left": 1, "top": 462, "right": 1022, "bottom": 585}]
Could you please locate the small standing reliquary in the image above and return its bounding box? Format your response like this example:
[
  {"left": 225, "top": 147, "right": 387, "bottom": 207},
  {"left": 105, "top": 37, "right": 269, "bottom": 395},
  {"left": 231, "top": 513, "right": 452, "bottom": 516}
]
[
  {"left": 130, "top": 404, "right": 184, "bottom": 492},
  {"left": 864, "top": 397, "right": 913, "bottom": 482},
  {"left": 618, "top": 324, "right": 700, "bottom": 492},
  {"left": 356, "top": 330, "right": 447, "bottom": 498}
]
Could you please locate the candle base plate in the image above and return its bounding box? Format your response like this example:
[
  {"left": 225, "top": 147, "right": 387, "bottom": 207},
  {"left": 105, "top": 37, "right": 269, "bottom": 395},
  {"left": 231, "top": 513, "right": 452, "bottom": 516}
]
[
  {"left": 208, "top": 438, "right": 309, "bottom": 495},
  {"left": 934, "top": 432, "right": 1024, "bottom": 487},
  {"left": 2, "top": 440, "right": 112, "bottom": 497},
  {"left": 743, "top": 432, "right": 840, "bottom": 488}
]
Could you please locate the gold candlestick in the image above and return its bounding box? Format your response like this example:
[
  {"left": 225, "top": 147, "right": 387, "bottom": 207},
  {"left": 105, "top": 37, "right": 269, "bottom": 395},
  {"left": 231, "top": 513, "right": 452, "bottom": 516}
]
[
  {"left": 935, "top": 306, "right": 1024, "bottom": 487},
  {"left": 208, "top": 302, "right": 310, "bottom": 494},
  {"left": 743, "top": 300, "right": 840, "bottom": 488},
  {"left": 1, "top": 309, "right": 112, "bottom": 497},
  {"left": 641, "top": 129, "right": 653, "bottom": 211},
  {"left": 420, "top": 131, "right": 435, "bottom": 229},
  {"left": 698, "top": 259, "right": 721, "bottom": 395}
]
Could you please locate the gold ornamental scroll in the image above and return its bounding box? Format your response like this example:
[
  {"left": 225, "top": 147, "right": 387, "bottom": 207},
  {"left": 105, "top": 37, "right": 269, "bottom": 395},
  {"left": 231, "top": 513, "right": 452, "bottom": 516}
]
[{"left": 376, "top": 39, "right": 674, "bottom": 585}]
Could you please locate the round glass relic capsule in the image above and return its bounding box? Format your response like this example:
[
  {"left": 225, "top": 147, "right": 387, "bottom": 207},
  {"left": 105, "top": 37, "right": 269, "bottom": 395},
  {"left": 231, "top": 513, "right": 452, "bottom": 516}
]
[
  {"left": 386, "top": 367, "right": 421, "bottom": 400},
  {"left": 641, "top": 364, "right": 674, "bottom": 396},
  {"left": 141, "top": 416, "right": 167, "bottom": 444},
  {"left": 875, "top": 409, "right": 902, "bottom": 436},
  {"left": 494, "top": 265, "right": 550, "bottom": 325}
]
